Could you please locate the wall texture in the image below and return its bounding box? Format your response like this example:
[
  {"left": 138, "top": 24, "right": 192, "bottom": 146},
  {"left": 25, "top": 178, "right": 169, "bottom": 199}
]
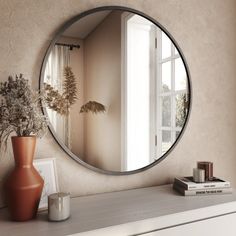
[{"left": 0, "top": 0, "right": 236, "bottom": 208}]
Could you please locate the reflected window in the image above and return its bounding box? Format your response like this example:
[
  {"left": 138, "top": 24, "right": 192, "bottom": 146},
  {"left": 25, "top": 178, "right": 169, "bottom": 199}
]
[
  {"left": 161, "top": 32, "right": 171, "bottom": 59},
  {"left": 122, "top": 15, "right": 188, "bottom": 170},
  {"left": 157, "top": 31, "right": 188, "bottom": 156},
  {"left": 123, "top": 14, "right": 153, "bottom": 171}
]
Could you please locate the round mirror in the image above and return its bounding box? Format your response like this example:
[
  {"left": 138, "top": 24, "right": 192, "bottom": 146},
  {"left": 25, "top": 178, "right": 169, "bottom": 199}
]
[{"left": 40, "top": 6, "right": 191, "bottom": 174}]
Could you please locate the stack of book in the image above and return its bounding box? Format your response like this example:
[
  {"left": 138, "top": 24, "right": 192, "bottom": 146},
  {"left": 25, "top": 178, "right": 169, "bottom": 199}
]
[{"left": 173, "top": 176, "right": 232, "bottom": 196}]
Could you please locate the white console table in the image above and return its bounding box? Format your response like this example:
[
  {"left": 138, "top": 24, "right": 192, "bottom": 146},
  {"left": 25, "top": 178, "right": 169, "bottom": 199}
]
[{"left": 1, "top": 184, "right": 236, "bottom": 236}]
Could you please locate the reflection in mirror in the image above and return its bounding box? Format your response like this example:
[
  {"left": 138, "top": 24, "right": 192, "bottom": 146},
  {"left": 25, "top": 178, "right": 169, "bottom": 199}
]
[{"left": 42, "top": 9, "right": 190, "bottom": 173}]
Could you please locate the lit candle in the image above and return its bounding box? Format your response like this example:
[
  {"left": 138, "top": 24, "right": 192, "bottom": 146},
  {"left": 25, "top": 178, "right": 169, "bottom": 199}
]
[{"left": 48, "top": 192, "right": 70, "bottom": 221}]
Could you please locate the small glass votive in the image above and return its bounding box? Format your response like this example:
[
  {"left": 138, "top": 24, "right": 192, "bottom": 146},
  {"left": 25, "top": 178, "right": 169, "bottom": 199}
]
[
  {"left": 193, "top": 168, "right": 205, "bottom": 183},
  {"left": 48, "top": 192, "right": 70, "bottom": 222}
]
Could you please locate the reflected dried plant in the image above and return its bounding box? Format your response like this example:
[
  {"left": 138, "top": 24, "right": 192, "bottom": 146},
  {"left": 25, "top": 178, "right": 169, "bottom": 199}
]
[
  {"left": 0, "top": 74, "right": 48, "bottom": 150},
  {"left": 44, "top": 66, "right": 77, "bottom": 115},
  {"left": 80, "top": 101, "right": 106, "bottom": 114},
  {"left": 63, "top": 66, "right": 77, "bottom": 106},
  {"left": 176, "top": 93, "right": 189, "bottom": 127}
]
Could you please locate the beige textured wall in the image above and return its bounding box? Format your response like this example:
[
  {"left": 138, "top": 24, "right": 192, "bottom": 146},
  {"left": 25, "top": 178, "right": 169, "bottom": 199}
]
[
  {"left": 0, "top": 0, "right": 236, "bottom": 208},
  {"left": 83, "top": 11, "right": 122, "bottom": 171}
]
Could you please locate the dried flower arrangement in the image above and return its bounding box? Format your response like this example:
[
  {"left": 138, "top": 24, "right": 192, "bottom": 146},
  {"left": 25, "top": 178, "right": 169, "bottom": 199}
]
[
  {"left": 44, "top": 66, "right": 77, "bottom": 115},
  {"left": 44, "top": 66, "right": 106, "bottom": 116},
  {"left": 80, "top": 101, "right": 106, "bottom": 114},
  {"left": 0, "top": 74, "right": 48, "bottom": 149}
]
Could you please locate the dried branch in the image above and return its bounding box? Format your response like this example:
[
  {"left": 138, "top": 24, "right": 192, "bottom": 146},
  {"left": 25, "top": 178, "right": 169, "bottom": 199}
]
[
  {"left": 44, "top": 66, "right": 78, "bottom": 115},
  {"left": 63, "top": 66, "right": 78, "bottom": 106}
]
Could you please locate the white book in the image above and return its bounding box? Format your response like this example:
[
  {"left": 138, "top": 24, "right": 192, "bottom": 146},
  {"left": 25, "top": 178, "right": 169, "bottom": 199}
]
[
  {"left": 173, "top": 183, "right": 232, "bottom": 196},
  {"left": 174, "top": 176, "right": 230, "bottom": 190}
]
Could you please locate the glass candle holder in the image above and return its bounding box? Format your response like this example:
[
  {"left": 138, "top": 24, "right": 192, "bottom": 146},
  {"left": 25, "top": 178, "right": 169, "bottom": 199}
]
[
  {"left": 48, "top": 192, "right": 70, "bottom": 222},
  {"left": 193, "top": 168, "right": 205, "bottom": 183}
]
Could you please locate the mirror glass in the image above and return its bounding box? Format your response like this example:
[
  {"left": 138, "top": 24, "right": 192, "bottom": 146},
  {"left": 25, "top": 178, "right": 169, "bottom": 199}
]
[{"left": 41, "top": 9, "right": 190, "bottom": 173}]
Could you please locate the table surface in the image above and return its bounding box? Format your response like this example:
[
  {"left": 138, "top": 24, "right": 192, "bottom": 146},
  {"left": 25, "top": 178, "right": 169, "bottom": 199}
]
[{"left": 1, "top": 184, "right": 236, "bottom": 236}]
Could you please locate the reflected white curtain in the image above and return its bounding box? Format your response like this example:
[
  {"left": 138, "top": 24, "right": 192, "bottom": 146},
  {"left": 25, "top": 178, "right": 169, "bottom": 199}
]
[{"left": 44, "top": 45, "right": 71, "bottom": 147}]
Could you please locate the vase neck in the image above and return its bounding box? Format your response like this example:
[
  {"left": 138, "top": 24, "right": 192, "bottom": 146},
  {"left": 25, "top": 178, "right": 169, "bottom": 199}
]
[
  {"left": 14, "top": 156, "right": 33, "bottom": 167},
  {"left": 11, "top": 136, "right": 36, "bottom": 167}
]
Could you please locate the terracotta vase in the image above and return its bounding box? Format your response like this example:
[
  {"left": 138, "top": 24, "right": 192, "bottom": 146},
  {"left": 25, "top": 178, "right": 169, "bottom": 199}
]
[{"left": 5, "top": 136, "right": 44, "bottom": 221}]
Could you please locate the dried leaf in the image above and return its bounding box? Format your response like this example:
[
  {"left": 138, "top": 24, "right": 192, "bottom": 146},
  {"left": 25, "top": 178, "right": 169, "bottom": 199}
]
[{"left": 80, "top": 101, "right": 106, "bottom": 114}]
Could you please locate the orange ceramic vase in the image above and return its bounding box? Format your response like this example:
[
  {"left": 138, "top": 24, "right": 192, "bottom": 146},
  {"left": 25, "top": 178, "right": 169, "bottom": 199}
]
[{"left": 5, "top": 136, "right": 44, "bottom": 221}]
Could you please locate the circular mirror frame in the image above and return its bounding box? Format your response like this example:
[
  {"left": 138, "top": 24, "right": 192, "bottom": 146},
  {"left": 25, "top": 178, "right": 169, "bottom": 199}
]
[{"left": 39, "top": 6, "right": 192, "bottom": 175}]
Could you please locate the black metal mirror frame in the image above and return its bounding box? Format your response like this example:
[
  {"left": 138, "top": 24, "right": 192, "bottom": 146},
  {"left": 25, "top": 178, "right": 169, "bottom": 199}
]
[{"left": 39, "top": 6, "right": 192, "bottom": 175}]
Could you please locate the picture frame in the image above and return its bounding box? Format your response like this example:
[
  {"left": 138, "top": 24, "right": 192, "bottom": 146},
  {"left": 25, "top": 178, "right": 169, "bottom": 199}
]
[{"left": 33, "top": 158, "right": 59, "bottom": 211}]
